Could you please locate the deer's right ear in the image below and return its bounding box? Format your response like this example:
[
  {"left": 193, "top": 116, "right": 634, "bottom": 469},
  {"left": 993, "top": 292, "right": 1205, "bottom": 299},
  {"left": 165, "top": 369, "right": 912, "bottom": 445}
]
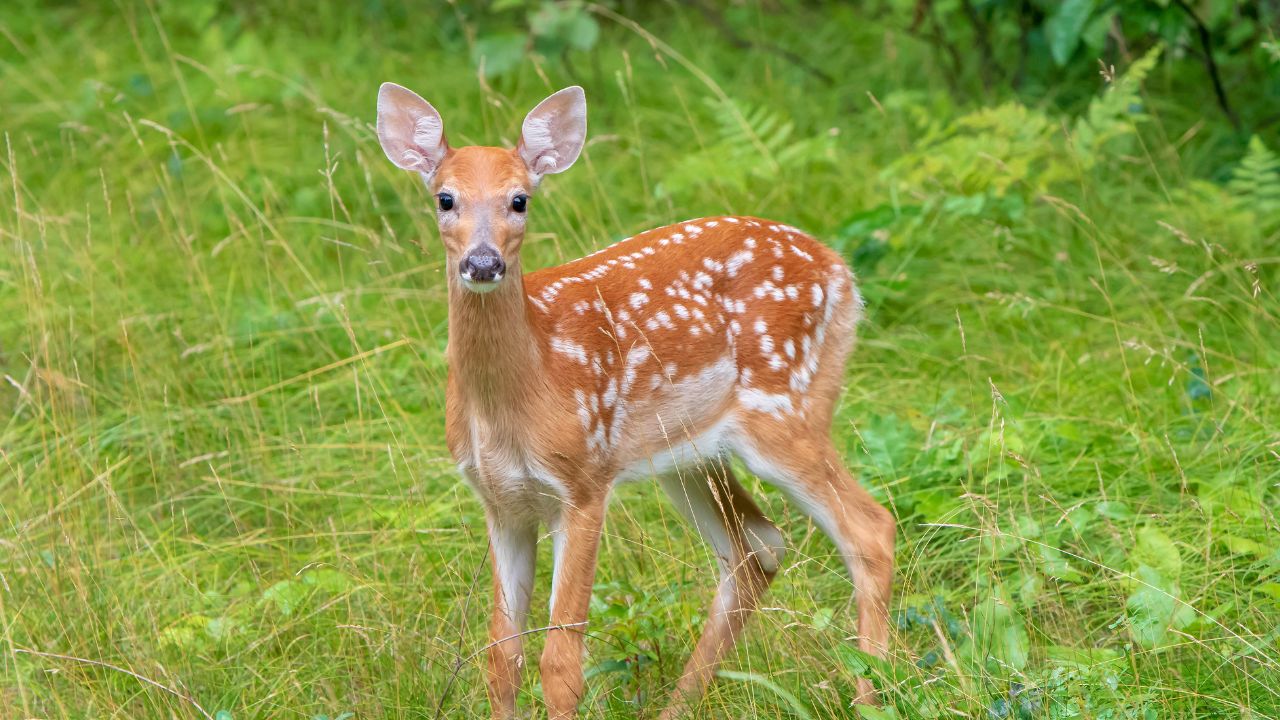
[{"left": 377, "top": 82, "right": 449, "bottom": 180}]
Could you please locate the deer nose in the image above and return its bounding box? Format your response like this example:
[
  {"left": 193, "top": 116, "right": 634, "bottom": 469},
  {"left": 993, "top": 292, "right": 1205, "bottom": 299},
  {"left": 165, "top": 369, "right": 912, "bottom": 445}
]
[{"left": 460, "top": 247, "right": 506, "bottom": 285}]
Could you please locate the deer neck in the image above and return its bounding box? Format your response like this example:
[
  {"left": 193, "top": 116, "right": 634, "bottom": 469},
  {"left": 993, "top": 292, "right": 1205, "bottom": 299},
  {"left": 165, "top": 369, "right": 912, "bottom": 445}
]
[{"left": 447, "top": 263, "right": 547, "bottom": 416}]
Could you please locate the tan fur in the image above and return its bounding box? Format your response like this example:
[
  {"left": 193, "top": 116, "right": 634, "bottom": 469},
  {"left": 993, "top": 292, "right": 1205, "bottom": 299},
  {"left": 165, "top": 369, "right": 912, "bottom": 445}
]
[{"left": 380, "top": 89, "right": 895, "bottom": 719}]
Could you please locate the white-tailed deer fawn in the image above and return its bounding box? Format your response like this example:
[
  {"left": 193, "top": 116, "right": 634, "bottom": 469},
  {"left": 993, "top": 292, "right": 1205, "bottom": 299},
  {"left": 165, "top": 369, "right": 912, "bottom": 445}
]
[{"left": 376, "top": 82, "right": 895, "bottom": 718}]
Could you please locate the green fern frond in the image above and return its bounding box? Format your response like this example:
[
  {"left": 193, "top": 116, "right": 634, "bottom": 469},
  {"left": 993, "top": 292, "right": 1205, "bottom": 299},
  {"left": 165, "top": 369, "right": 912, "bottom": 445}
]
[
  {"left": 1073, "top": 44, "right": 1162, "bottom": 167},
  {"left": 1228, "top": 136, "right": 1280, "bottom": 214},
  {"left": 656, "top": 97, "right": 833, "bottom": 199}
]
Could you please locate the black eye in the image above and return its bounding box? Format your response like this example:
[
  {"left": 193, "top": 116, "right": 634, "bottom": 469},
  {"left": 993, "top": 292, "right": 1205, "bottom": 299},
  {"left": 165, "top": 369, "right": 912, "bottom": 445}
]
[
  {"left": 437, "top": 193, "right": 454, "bottom": 211},
  {"left": 511, "top": 194, "right": 528, "bottom": 213}
]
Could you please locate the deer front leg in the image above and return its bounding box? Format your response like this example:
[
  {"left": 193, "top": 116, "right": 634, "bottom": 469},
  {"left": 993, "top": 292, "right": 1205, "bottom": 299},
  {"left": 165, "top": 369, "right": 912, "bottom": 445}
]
[
  {"left": 486, "top": 518, "right": 537, "bottom": 719},
  {"left": 541, "top": 496, "right": 607, "bottom": 718}
]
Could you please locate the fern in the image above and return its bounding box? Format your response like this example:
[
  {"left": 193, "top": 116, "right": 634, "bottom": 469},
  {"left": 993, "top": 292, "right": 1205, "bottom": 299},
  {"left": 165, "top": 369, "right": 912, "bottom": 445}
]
[
  {"left": 1228, "top": 136, "right": 1280, "bottom": 218},
  {"left": 1072, "top": 44, "right": 1163, "bottom": 167},
  {"left": 656, "top": 97, "right": 833, "bottom": 199},
  {"left": 883, "top": 101, "right": 1063, "bottom": 200}
]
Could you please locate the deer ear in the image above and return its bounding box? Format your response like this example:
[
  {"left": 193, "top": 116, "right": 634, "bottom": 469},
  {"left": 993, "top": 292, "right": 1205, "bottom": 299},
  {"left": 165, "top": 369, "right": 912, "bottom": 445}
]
[
  {"left": 518, "top": 86, "right": 587, "bottom": 182},
  {"left": 377, "top": 82, "right": 449, "bottom": 180}
]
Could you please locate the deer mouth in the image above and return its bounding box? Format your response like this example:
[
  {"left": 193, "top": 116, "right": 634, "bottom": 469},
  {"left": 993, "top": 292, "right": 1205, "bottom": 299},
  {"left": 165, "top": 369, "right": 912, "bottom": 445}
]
[{"left": 460, "top": 273, "right": 504, "bottom": 293}]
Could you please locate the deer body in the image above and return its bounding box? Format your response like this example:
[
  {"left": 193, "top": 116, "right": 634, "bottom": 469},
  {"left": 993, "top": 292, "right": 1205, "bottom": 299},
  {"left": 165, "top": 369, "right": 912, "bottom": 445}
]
[{"left": 377, "top": 84, "right": 895, "bottom": 719}]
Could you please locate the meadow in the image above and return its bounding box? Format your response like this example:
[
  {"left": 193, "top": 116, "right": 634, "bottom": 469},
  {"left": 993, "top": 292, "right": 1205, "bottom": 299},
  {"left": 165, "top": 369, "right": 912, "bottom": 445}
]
[{"left": 1, "top": 2, "right": 1278, "bottom": 718}]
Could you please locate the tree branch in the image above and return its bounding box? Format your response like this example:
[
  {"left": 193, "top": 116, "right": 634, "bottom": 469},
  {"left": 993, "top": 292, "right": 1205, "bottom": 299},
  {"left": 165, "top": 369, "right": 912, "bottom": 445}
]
[
  {"left": 694, "top": 1, "right": 834, "bottom": 86},
  {"left": 1170, "top": 0, "right": 1241, "bottom": 130}
]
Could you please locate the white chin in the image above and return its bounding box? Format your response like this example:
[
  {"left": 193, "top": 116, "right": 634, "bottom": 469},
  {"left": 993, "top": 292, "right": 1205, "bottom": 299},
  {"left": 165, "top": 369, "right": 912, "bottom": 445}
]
[{"left": 461, "top": 276, "right": 503, "bottom": 294}]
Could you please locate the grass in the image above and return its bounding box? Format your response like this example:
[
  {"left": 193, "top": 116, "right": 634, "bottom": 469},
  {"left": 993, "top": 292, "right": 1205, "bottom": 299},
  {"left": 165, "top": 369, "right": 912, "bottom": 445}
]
[{"left": 1, "top": 2, "right": 1277, "bottom": 718}]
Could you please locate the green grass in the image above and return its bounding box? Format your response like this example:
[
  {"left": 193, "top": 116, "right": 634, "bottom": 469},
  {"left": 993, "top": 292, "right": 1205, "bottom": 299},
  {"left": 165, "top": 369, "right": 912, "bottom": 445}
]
[{"left": 2, "top": 2, "right": 1278, "bottom": 719}]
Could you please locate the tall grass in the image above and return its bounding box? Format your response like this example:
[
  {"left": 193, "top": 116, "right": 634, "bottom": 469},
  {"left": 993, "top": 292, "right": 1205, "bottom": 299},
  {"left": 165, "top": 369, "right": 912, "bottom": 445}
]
[{"left": 1, "top": 2, "right": 1276, "bottom": 718}]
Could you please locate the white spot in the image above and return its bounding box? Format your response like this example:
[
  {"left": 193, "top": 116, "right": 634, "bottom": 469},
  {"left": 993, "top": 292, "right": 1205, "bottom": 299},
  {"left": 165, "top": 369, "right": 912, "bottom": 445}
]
[
  {"left": 551, "top": 337, "right": 587, "bottom": 364},
  {"left": 738, "top": 387, "right": 794, "bottom": 415},
  {"left": 630, "top": 292, "right": 649, "bottom": 309},
  {"left": 726, "top": 250, "right": 754, "bottom": 277},
  {"left": 753, "top": 318, "right": 768, "bottom": 334},
  {"left": 639, "top": 278, "right": 653, "bottom": 289},
  {"left": 789, "top": 244, "right": 814, "bottom": 261},
  {"left": 784, "top": 338, "right": 796, "bottom": 358}
]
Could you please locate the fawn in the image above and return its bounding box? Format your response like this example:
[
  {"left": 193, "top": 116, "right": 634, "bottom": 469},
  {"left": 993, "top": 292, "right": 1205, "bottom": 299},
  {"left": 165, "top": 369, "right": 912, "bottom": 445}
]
[{"left": 376, "top": 82, "right": 895, "bottom": 718}]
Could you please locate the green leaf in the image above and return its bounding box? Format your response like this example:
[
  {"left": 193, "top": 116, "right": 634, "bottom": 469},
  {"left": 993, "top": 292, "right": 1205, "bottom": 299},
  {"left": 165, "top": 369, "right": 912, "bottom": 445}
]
[
  {"left": 1218, "top": 534, "right": 1264, "bottom": 557},
  {"left": 1132, "top": 525, "right": 1181, "bottom": 583},
  {"left": 302, "top": 567, "right": 351, "bottom": 592},
  {"left": 1037, "top": 544, "right": 1085, "bottom": 583},
  {"left": 472, "top": 32, "right": 526, "bottom": 77},
  {"left": 857, "top": 706, "right": 898, "bottom": 720},
  {"left": 261, "top": 580, "right": 308, "bottom": 616},
  {"left": 1096, "top": 500, "right": 1134, "bottom": 520},
  {"left": 715, "top": 669, "right": 814, "bottom": 719},
  {"left": 1045, "top": 0, "right": 1098, "bottom": 66},
  {"left": 583, "top": 658, "right": 631, "bottom": 680},
  {"left": 1127, "top": 564, "right": 1176, "bottom": 649},
  {"left": 811, "top": 606, "right": 835, "bottom": 631},
  {"left": 968, "top": 585, "right": 1030, "bottom": 670},
  {"left": 1082, "top": 9, "right": 1117, "bottom": 52},
  {"left": 565, "top": 11, "right": 599, "bottom": 51}
]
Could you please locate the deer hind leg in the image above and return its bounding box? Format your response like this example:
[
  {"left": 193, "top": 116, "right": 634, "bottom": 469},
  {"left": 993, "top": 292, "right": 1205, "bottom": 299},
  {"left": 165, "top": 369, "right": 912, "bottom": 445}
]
[
  {"left": 657, "top": 459, "right": 786, "bottom": 719},
  {"left": 733, "top": 421, "right": 896, "bottom": 706}
]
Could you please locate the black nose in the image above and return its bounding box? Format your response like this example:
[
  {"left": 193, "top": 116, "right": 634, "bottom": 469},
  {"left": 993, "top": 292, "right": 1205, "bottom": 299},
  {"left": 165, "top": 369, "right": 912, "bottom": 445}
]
[{"left": 460, "top": 248, "right": 506, "bottom": 282}]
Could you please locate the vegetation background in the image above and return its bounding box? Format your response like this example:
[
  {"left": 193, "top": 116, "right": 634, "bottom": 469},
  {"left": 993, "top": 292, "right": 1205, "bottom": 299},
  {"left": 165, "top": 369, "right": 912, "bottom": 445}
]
[{"left": 2, "top": 1, "right": 1278, "bottom": 718}]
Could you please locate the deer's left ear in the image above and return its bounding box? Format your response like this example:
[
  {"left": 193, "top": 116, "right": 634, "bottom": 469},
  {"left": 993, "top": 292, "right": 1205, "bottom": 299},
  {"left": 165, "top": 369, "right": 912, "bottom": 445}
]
[{"left": 518, "top": 86, "right": 587, "bottom": 183}]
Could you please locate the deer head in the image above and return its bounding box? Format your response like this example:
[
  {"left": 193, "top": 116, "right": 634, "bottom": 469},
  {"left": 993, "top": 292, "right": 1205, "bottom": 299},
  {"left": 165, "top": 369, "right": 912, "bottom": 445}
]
[{"left": 376, "top": 83, "right": 587, "bottom": 294}]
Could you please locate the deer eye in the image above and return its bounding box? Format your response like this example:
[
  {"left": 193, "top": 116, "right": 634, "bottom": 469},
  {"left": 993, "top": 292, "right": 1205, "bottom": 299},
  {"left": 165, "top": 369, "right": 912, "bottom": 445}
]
[
  {"left": 511, "top": 194, "right": 528, "bottom": 213},
  {"left": 437, "top": 193, "right": 454, "bottom": 211}
]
